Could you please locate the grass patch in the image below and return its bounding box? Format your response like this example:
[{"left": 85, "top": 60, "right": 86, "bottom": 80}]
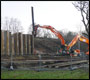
[{"left": 1, "top": 68, "right": 89, "bottom": 79}]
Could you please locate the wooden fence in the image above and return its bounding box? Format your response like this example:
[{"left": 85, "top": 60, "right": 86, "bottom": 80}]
[{"left": 1, "top": 30, "right": 32, "bottom": 56}]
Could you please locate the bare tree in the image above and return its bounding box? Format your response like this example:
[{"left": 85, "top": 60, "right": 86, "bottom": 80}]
[
  {"left": 2, "top": 17, "right": 23, "bottom": 34},
  {"left": 1, "top": 17, "right": 9, "bottom": 30},
  {"left": 28, "top": 24, "right": 53, "bottom": 38},
  {"left": 43, "top": 29, "right": 50, "bottom": 38},
  {"left": 72, "top": 1, "right": 89, "bottom": 38},
  {"left": 28, "top": 24, "right": 43, "bottom": 37},
  {"left": 37, "top": 28, "right": 44, "bottom": 37}
]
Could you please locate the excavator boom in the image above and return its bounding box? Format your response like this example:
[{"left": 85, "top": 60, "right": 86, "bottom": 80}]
[
  {"left": 67, "top": 34, "right": 80, "bottom": 50},
  {"left": 38, "top": 25, "right": 65, "bottom": 45},
  {"left": 67, "top": 34, "right": 89, "bottom": 55},
  {"left": 79, "top": 36, "right": 89, "bottom": 45}
]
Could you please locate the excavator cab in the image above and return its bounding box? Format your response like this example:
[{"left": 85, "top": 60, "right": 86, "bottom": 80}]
[
  {"left": 67, "top": 34, "right": 89, "bottom": 56},
  {"left": 67, "top": 47, "right": 81, "bottom": 56},
  {"left": 59, "top": 44, "right": 69, "bottom": 56}
]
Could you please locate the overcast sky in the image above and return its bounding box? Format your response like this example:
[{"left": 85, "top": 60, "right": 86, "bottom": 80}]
[{"left": 1, "top": 1, "right": 85, "bottom": 34}]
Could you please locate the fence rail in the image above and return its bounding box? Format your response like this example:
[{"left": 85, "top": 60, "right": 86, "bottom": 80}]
[{"left": 1, "top": 30, "right": 32, "bottom": 56}]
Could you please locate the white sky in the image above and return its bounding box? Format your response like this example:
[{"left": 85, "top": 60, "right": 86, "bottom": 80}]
[{"left": 1, "top": 1, "right": 85, "bottom": 34}]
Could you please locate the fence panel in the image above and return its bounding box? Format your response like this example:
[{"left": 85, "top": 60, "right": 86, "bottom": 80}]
[{"left": 1, "top": 30, "right": 32, "bottom": 56}]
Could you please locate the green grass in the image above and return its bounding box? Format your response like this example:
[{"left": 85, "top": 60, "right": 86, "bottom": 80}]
[{"left": 1, "top": 69, "right": 89, "bottom": 79}]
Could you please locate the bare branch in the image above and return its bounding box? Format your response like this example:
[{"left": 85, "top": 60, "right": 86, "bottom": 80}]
[
  {"left": 2, "top": 17, "right": 23, "bottom": 34},
  {"left": 72, "top": 1, "right": 89, "bottom": 38}
]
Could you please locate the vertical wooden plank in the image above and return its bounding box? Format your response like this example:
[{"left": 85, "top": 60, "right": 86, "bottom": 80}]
[
  {"left": 28, "top": 35, "right": 30, "bottom": 55},
  {"left": 23, "top": 34, "right": 25, "bottom": 55},
  {"left": 18, "top": 33, "right": 20, "bottom": 55},
  {"left": 6, "top": 31, "right": 9, "bottom": 55},
  {"left": 28, "top": 34, "right": 31, "bottom": 55},
  {"left": 27, "top": 34, "right": 29, "bottom": 55},
  {"left": 9, "top": 32, "right": 12, "bottom": 56},
  {"left": 31, "top": 35, "right": 33, "bottom": 54},
  {"left": 12, "top": 35, "right": 14, "bottom": 55},
  {"left": 17, "top": 33, "right": 19, "bottom": 55},
  {"left": 28, "top": 35, "right": 31, "bottom": 55},
  {"left": 25, "top": 34, "right": 27, "bottom": 55},
  {"left": 4, "top": 31, "right": 7, "bottom": 55},
  {"left": 18, "top": 33, "right": 21, "bottom": 55},
  {"left": 21, "top": 33, "right": 23, "bottom": 55},
  {"left": 1, "top": 30, "right": 4, "bottom": 55},
  {"left": 13, "top": 33, "right": 19, "bottom": 55},
  {"left": 14, "top": 33, "right": 20, "bottom": 55},
  {"left": 29, "top": 35, "right": 31, "bottom": 55},
  {"left": 13, "top": 33, "right": 17, "bottom": 55}
]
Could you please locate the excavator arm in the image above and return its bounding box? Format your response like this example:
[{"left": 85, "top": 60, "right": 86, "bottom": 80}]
[
  {"left": 79, "top": 36, "right": 89, "bottom": 45},
  {"left": 67, "top": 34, "right": 89, "bottom": 55},
  {"left": 67, "top": 34, "right": 80, "bottom": 51},
  {"left": 35, "top": 25, "right": 65, "bottom": 46}
]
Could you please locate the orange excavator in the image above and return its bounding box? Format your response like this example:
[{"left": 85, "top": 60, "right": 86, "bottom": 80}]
[
  {"left": 34, "top": 24, "right": 89, "bottom": 56},
  {"left": 34, "top": 24, "right": 67, "bottom": 54},
  {"left": 67, "top": 34, "right": 89, "bottom": 56}
]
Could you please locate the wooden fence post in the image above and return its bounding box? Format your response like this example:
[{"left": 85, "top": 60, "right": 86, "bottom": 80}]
[
  {"left": 17, "top": 33, "right": 19, "bottom": 55},
  {"left": 13, "top": 33, "right": 16, "bottom": 55},
  {"left": 29, "top": 35, "right": 31, "bottom": 55},
  {"left": 21, "top": 33, "right": 23, "bottom": 55},
  {"left": 1, "top": 30, "right": 32, "bottom": 56},
  {"left": 6, "top": 31, "right": 10, "bottom": 55},
  {"left": 4, "top": 31, "right": 7, "bottom": 55},
  {"left": 25, "top": 34, "right": 27, "bottom": 55},
  {"left": 18, "top": 33, "right": 21, "bottom": 55},
  {"left": 18, "top": 33, "right": 23, "bottom": 55},
  {"left": 1, "top": 30, "right": 4, "bottom": 56},
  {"left": 12, "top": 35, "right": 14, "bottom": 55},
  {"left": 27, "top": 34, "right": 29, "bottom": 55},
  {"left": 9, "top": 32, "right": 12, "bottom": 56},
  {"left": 23, "top": 34, "right": 26, "bottom": 55}
]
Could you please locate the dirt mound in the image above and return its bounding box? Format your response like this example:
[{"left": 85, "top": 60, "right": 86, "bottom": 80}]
[{"left": 34, "top": 37, "right": 61, "bottom": 54}]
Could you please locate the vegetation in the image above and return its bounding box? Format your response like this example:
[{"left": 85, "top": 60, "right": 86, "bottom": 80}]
[
  {"left": 72, "top": 1, "right": 89, "bottom": 38},
  {"left": 1, "top": 69, "right": 89, "bottom": 79}
]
